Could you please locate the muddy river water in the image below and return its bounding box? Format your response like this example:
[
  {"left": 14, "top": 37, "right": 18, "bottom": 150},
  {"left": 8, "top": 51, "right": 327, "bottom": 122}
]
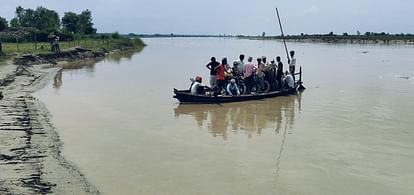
[{"left": 34, "top": 38, "right": 414, "bottom": 195}]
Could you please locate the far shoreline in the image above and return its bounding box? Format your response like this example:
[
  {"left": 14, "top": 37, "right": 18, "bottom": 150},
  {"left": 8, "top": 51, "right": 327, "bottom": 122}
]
[{"left": 134, "top": 34, "right": 414, "bottom": 45}]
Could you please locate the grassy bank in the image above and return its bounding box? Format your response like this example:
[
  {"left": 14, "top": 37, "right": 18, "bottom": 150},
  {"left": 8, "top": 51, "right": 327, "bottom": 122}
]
[{"left": 0, "top": 37, "right": 145, "bottom": 59}]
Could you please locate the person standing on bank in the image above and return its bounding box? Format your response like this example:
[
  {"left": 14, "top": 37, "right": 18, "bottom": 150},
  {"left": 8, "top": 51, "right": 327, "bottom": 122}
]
[
  {"left": 288, "top": 50, "right": 296, "bottom": 78},
  {"left": 206, "top": 57, "right": 220, "bottom": 88},
  {"left": 276, "top": 56, "right": 284, "bottom": 90}
]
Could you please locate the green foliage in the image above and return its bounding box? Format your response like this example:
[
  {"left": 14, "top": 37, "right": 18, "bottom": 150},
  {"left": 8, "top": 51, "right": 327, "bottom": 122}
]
[
  {"left": 10, "top": 18, "right": 18, "bottom": 28},
  {"left": 111, "top": 32, "right": 120, "bottom": 39},
  {"left": 35, "top": 7, "right": 60, "bottom": 32},
  {"left": 79, "top": 10, "right": 96, "bottom": 34},
  {"left": 0, "top": 17, "right": 8, "bottom": 31},
  {"left": 59, "top": 30, "right": 75, "bottom": 41},
  {"left": 10, "top": 6, "right": 60, "bottom": 33},
  {"left": 1, "top": 37, "right": 145, "bottom": 55},
  {"left": 62, "top": 9, "right": 96, "bottom": 35},
  {"left": 62, "top": 12, "right": 79, "bottom": 33}
]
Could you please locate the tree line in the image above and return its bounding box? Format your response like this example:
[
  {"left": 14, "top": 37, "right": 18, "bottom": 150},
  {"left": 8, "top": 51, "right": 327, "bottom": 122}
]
[{"left": 0, "top": 6, "right": 97, "bottom": 42}]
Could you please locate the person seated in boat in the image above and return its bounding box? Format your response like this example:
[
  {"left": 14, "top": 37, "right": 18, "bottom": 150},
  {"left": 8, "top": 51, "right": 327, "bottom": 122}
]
[
  {"left": 283, "top": 71, "right": 294, "bottom": 89},
  {"left": 191, "top": 76, "right": 206, "bottom": 95},
  {"left": 226, "top": 79, "right": 240, "bottom": 96}
]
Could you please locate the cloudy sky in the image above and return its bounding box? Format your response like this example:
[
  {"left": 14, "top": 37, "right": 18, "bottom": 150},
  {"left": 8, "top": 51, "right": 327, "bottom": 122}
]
[{"left": 1, "top": 0, "right": 413, "bottom": 35}]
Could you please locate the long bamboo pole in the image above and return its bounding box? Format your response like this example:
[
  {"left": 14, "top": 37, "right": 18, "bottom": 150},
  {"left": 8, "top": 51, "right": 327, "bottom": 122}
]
[{"left": 275, "top": 8, "right": 290, "bottom": 62}]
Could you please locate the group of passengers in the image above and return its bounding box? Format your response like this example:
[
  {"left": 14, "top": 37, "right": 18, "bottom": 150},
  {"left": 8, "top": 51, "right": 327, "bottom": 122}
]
[{"left": 191, "top": 51, "right": 297, "bottom": 96}]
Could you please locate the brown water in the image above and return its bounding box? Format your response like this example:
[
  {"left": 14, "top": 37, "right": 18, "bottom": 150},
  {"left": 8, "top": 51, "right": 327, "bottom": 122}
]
[{"left": 34, "top": 38, "right": 414, "bottom": 195}]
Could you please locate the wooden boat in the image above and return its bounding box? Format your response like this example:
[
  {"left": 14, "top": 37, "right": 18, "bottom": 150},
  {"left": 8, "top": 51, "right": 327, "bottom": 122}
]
[
  {"left": 174, "top": 84, "right": 303, "bottom": 104},
  {"left": 174, "top": 67, "right": 305, "bottom": 104}
]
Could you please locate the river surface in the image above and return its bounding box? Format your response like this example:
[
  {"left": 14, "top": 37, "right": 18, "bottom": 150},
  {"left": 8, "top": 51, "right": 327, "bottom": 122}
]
[{"left": 34, "top": 38, "right": 414, "bottom": 195}]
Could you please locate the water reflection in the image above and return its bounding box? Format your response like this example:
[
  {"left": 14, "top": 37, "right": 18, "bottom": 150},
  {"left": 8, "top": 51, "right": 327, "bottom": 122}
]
[
  {"left": 61, "top": 59, "right": 98, "bottom": 70},
  {"left": 53, "top": 69, "right": 62, "bottom": 88},
  {"left": 52, "top": 50, "right": 141, "bottom": 88},
  {"left": 174, "top": 93, "right": 302, "bottom": 140},
  {"left": 104, "top": 49, "right": 139, "bottom": 64}
]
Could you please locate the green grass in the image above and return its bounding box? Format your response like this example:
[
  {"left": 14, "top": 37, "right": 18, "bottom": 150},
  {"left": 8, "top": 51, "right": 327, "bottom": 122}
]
[{"left": 1, "top": 38, "right": 145, "bottom": 55}]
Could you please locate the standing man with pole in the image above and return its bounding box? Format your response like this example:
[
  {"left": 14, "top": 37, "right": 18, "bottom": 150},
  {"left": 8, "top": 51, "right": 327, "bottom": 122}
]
[
  {"left": 276, "top": 8, "right": 297, "bottom": 79},
  {"left": 276, "top": 8, "right": 290, "bottom": 64}
]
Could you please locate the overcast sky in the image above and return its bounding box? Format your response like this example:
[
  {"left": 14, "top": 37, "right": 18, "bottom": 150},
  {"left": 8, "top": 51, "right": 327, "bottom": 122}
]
[{"left": 1, "top": 0, "right": 413, "bottom": 35}]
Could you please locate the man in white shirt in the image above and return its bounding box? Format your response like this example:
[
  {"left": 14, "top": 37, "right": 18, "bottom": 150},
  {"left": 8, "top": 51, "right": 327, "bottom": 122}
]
[
  {"left": 288, "top": 50, "right": 296, "bottom": 77},
  {"left": 191, "top": 76, "right": 206, "bottom": 95},
  {"left": 236, "top": 54, "right": 245, "bottom": 74},
  {"left": 284, "top": 71, "right": 294, "bottom": 88}
]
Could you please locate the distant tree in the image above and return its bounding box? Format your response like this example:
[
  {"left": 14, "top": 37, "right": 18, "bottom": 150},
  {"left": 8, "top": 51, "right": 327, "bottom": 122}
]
[
  {"left": 329, "top": 31, "right": 334, "bottom": 36},
  {"left": 357, "top": 30, "right": 361, "bottom": 36},
  {"left": 300, "top": 33, "right": 304, "bottom": 36},
  {"left": 262, "top": 32, "right": 265, "bottom": 37},
  {"left": 78, "top": 9, "right": 96, "bottom": 34},
  {"left": 62, "top": 12, "right": 80, "bottom": 33},
  {"left": 10, "top": 6, "right": 60, "bottom": 33},
  {"left": 62, "top": 9, "right": 96, "bottom": 35},
  {"left": 16, "top": 7, "right": 37, "bottom": 27},
  {"left": 0, "top": 16, "right": 8, "bottom": 31},
  {"left": 10, "top": 18, "right": 19, "bottom": 27},
  {"left": 111, "top": 32, "right": 120, "bottom": 39},
  {"left": 365, "top": 32, "right": 371, "bottom": 36},
  {"left": 35, "top": 6, "right": 60, "bottom": 32},
  {"left": 343, "top": 32, "right": 348, "bottom": 36}
]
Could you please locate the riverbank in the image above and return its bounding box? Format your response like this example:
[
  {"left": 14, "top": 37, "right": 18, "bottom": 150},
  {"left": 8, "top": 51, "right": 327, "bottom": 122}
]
[{"left": 0, "top": 39, "right": 145, "bottom": 194}]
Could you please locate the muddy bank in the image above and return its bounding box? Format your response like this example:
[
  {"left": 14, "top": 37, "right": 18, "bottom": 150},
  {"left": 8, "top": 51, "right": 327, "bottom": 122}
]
[
  {"left": 0, "top": 41, "right": 144, "bottom": 193},
  {"left": 12, "top": 47, "right": 108, "bottom": 66},
  {"left": 0, "top": 47, "right": 128, "bottom": 194},
  {"left": 0, "top": 61, "right": 100, "bottom": 194}
]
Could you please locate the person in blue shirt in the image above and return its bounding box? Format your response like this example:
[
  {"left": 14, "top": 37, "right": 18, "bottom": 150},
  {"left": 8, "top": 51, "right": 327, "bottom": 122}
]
[{"left": 226, "top": 79, "right": 240, "bottom": 96}]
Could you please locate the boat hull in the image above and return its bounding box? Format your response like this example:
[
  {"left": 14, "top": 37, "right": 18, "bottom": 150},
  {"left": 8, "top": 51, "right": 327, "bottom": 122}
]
[{"left": 173, "top": 85, "right": 303, "bottom": 104}]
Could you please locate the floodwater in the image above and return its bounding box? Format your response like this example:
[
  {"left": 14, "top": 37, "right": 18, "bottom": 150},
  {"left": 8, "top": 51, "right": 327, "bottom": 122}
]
[{"left": 34, "top": 38, "right": 414, "bottom": 195}]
